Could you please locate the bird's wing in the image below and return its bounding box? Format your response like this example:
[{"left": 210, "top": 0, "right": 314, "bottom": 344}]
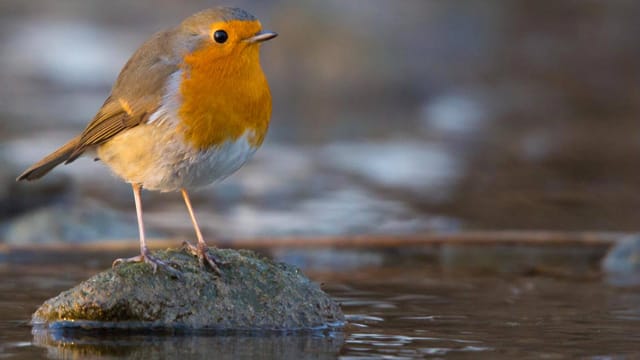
[{"left": 66, "top": 30, "right": 181, "bottom": 162}]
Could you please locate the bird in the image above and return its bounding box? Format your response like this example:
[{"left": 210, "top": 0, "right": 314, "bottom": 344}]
[{"left": 16, "top": 7, "right": 277, "bottom": 276}]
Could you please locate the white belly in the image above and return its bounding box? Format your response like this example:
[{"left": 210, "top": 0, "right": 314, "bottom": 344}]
[{"left": 97, "top": 123, "right": 258, "bottom": 192}]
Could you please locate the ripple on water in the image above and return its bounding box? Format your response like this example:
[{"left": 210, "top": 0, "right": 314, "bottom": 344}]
[
  {"left": 419, "top": 345, "right": 494, "bottom": 355},
  {"left": 344, "top": 333, "right": 493, "bottom": 358},
  {"left": 340, "top": 297, "right": 395, "bottom": 305},
  {"left": 398, "top": 315, "right": 468, "bottom": 322}
]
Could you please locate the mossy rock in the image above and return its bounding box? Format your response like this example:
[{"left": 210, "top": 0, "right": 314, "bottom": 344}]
[{"left": 32, "top": 248, "right": 344, "bottom": 330}]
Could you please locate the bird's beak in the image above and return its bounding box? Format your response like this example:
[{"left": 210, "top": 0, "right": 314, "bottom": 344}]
[{"left": 245, "top": 31, "right": 278, "bottom": 43}]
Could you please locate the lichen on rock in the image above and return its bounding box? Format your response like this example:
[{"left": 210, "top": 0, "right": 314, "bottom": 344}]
[{"left": 32, "top": 247, "right": 344, "bottom": 330}]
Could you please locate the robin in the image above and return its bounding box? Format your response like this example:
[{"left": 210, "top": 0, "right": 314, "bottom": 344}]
[{"left": 16, "top": 7, "right": 277, "bottom": 276}]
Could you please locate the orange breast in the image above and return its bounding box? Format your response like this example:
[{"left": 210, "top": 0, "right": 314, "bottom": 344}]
[{"left": 177, "top": 34, "right": 271, "bottom": 150}]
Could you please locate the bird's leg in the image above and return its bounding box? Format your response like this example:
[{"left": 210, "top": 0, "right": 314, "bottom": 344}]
[
  {"left": 113, "top": 183, "right": 181, "bottom": 277},
  {"left": 181, "top": 188, "right": 222, "bottom": 274}
]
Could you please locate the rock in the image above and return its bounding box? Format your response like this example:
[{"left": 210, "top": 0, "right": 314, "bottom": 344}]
[
  {"left": 602, "top": 235, "right": 640, "bottom": 274},
  {"left": 602, "top": 235, "right": 640, "bottom": 286},
  {"left": 32, "top": 247, "right": 344, "bottom": 330}
]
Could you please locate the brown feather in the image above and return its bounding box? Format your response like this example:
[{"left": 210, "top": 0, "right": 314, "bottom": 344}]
[
  {"left": 18, "top": 28, "right": 183, "bottom": 180},
  {"left": 16, "top": 136, "right": 81, "bottom": 181},
  {"left": 67, "top": 29, "right": 181, "bottom": 160}
]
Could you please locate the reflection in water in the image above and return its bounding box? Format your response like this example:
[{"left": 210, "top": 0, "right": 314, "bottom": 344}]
[{"left": 32, "top": 328, "right": 344, "bottom": 360}]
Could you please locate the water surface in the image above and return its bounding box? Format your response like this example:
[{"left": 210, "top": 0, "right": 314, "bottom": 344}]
[{"left": 1, "top": 247, "right": 639, "bottom": 359}]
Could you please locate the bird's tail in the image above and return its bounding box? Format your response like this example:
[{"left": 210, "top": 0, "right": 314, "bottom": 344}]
[{"left": 16, "top": 136, "right": 81, "bottom": 181}]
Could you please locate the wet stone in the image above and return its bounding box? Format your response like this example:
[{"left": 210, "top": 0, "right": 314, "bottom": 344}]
[
  {"left": 602, "top": 235, "right": 640, "bottom": 274},
  {"left": 32, "top": 248, "right": 344, "bottom": 330}
]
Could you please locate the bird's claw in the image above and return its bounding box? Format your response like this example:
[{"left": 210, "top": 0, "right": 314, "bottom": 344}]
[
  {"left": 112, "top": 252, "right": 182, "bottom": 278},
  {"left": 182, "top": 241, "right": 223, "bottom": 275}
]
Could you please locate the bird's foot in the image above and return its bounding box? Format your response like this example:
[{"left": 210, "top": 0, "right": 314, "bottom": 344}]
[
  {"left": 182, "top": 241, "right": 223, "bottom": 275},
  {"left": 112, "top": 251, "right": 182, "bottom": 278}
]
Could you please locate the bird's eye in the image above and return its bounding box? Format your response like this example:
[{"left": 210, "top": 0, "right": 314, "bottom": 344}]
[{"left": 213, "top": 30, "right": 228, "bottom": 44}]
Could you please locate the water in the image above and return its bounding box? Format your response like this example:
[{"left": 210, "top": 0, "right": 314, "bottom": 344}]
[{"left": 1, "top": 247, "right": 639, "bottom": 359}]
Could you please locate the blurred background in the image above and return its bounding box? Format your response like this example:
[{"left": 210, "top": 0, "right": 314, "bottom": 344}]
[{"left": 1, "top": 0, "right": 639, "bottom": 244}]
